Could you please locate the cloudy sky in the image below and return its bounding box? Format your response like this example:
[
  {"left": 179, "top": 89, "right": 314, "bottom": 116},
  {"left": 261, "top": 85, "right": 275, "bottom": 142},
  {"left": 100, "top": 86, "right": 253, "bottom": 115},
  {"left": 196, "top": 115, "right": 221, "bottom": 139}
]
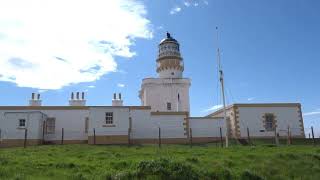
[{"left": 0, "top": 0, "right": 319, "bottom": 135}]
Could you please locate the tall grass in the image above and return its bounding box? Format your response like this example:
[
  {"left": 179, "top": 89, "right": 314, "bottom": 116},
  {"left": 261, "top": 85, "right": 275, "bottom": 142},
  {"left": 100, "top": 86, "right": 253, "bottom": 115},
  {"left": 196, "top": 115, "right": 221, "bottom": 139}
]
[{"left": 0, "top": 144, "right": 319, "bottom": 179}]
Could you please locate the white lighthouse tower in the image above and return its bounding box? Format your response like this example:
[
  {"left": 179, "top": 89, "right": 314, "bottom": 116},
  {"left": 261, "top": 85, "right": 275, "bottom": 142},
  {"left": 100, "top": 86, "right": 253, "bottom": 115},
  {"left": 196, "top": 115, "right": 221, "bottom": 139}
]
[{"left": 139, "top": 32, "right": 191, "bottom": 112}]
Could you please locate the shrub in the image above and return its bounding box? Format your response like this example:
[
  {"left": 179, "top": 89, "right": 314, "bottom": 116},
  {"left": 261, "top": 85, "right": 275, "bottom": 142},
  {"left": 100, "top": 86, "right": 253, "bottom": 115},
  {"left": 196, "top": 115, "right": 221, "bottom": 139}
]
[
  {"left": 136, "top": 158, "right": 198, "bottom": 179},
  {"left": 0, "top": 157, "right": 8, "bottom": 165},
  {"left": 186, "top": 157, "right": 199, "bottom": 163},
  {"left": 241, "top": 170, "right": 264, "bottom": 180}
]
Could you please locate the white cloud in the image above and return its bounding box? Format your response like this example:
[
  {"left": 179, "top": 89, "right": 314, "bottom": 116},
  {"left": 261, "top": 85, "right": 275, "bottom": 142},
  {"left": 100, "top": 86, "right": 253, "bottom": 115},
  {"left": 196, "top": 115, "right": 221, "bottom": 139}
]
[
  {"left": 202, "top": 104, "right": 223, "bottom": 112},
  {"left": 0, "top": 0, "right": 152, "bottom": 90},
  {"left": 304, "top": 110, "right": 320, "bottom": 116},
  {"left": 184, "top": 2, "right": 191, "bottom": 7},
  {"left": 171, "top": 1, "right": 208, "bottom": 15},
  {"left": 117, "top": 83, "right": 125, "bottom": 88},
  {"left": 170, "top": 7, "right": 182, "bottom": 14},
  {"left": 247, "top": 97, "right": 255, "bottom": 101},
  {"left": 88, "top": 85, "right": 95, "bottom": 88}
]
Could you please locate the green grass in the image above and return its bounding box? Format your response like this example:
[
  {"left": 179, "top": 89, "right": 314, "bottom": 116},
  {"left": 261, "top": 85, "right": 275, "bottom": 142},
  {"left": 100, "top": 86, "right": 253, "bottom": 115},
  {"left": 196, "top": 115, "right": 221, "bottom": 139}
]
[{"left": 0, "top": 144, "right": 320, "bottom": 180}]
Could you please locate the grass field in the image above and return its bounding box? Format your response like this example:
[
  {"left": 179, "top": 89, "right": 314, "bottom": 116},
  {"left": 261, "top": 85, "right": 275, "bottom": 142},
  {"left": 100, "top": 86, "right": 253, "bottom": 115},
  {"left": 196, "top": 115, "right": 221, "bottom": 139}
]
[{"left": 0, "top": 143, "right": 320, "bottom": 180}]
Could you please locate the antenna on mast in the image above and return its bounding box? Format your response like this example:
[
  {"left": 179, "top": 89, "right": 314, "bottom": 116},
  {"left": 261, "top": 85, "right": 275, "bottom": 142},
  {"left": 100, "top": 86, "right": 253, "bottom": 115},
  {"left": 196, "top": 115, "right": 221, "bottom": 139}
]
[{"left": 216, "top": 26, "right": 229, "bottom": 148}]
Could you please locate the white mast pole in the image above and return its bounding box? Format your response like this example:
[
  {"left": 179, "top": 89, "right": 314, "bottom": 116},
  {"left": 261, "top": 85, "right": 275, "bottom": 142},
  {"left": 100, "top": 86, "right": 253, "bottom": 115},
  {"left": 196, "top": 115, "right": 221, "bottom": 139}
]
[{"left": 216, "top": 27, "right": 229, "bottom": 148}]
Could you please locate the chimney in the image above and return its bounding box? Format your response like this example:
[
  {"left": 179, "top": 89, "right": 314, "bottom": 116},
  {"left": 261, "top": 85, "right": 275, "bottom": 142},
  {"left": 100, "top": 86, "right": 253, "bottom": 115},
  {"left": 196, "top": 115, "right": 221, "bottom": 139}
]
[
  {"left": 112, "top": 92, "right": 123, "bottom": 106},
  {"left": 69, "top": 91, "right": 86, "bottom": 106},
  {"left": 29, "top": 93, "right": 42, "bottom": 106}
]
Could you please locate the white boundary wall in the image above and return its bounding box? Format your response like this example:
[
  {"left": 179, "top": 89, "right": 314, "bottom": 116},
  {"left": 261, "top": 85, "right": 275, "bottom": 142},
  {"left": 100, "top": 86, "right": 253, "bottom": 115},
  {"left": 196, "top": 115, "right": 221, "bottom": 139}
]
[{"left": 189, "top": 117, "right": 225, "bottom": 138}]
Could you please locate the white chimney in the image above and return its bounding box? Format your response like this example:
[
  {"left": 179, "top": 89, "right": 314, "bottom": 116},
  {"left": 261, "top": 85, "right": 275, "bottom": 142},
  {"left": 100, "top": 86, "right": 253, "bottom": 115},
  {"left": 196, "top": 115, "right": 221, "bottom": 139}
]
[
  {"left": 69, "top": 91, "right": 86, "bottom": 106},
  {"left": 112, "top": 93, "right": 123, "bottom": 106},
  {"left": 29, "top": 93, "right": 42, "bottom": 106}
]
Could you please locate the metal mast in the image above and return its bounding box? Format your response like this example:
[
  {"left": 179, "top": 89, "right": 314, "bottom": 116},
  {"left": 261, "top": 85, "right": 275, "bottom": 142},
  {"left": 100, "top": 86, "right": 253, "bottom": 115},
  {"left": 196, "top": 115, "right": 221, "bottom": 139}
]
[{"left": 216, "top": 27, "right": 229, "bottom": 148}]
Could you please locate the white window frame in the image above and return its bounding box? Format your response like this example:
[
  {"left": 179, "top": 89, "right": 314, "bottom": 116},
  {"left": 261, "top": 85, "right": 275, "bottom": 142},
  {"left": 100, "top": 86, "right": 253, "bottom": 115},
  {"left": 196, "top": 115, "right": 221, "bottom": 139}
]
[
  {"left": 46, "top": 118, "right": 56, "bottom": 134},
  {"left": 105, "top": 112, "right": 113, "bottom": 125},
  {"left": 19, "top": 119, "right": 26, "bottom": 128},
  {"left": 167, "top": 102, "right": 172, "bottom": 110},
  {"left": 85, "top": 117, "right": 89, "bottom": 133},
  {"left": 265, "top": 114, "right": 275, "bottom": 131}
]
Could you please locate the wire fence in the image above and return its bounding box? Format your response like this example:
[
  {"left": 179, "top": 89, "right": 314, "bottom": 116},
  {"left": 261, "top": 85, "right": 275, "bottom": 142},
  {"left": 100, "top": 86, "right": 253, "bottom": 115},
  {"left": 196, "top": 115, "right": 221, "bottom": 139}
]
[{"left": 0, "top": 126, "right": 319, "bottom": 148}]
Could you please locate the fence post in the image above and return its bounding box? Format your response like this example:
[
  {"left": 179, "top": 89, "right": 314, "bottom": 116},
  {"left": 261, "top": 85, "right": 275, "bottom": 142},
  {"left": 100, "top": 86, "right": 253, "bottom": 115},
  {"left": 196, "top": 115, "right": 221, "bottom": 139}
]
[
  {"left": 219, "top": 127, "right": 223, "bottom": 148},
  {"left": 311, "top": 126, "right": 315, "bottom": 146},
  {"left": 93, "top": 128, "right": 96, "bottom": 145},
  {"left": 158, "top": 127, "right": 161, "bottom": 148},
  {"left": 24, "top": 128, "right": 28, "bottom": 148},
  {"left": 247, "top": 127, "right": 251, "bottom": 145},
  {"left": 42, "top": 121, "right": 45, "bottom": 145},
  {"left": 0, "top": 128, "right": 2, "bottom": 143},
  {"left": 189, "top": 128, "right": 193, "bottom": 148},
  {"left": 274, "top": 128, "right": 279, "bottom": 146},
  {"left": 61, "top": 128, "right": 64, "bottom": 145},
  {"left": 287, "top": 125, "right": 291, "bottom": 145},
  {"left": 128, "top": 128, "right": 131, "bottom": 146}
]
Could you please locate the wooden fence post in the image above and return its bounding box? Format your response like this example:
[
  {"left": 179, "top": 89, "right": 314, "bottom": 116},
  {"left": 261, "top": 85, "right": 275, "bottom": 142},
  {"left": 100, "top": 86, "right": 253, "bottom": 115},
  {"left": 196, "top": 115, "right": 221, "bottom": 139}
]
[
  {"left": 158, "top": 127, "right": 161, "bottom": 148},
  {"left": 247, "top": 127, "right": 251, "bottom": 145},
  {"left": 311, "top": 126, "right": 315, "bottom": 146},
  {"left": 61, "top": 128, "right": 64, "bottom": 145},
  {"left": 219, "top": 127, "right": 223, "bottom": 148},
  {"left": 128, "top": 128, "right": 131, "bottom": 146},
  {"left": 24, "top": 128, "right": 28, "bottom": 148},
  {"left": 42, "top": 121, "right": 45, "bottom": 144},
  {"left": 189, "top": 128, "right": 193, "bottom": 148},
  {"left": 287, "top": 125, "right": 291, "bottom": 145},
  {"left": 274, "top": 128, "right": 279, "bottom": 146},
  {"left": 93, "top": 128, "right": 96, "bottom": 145}
]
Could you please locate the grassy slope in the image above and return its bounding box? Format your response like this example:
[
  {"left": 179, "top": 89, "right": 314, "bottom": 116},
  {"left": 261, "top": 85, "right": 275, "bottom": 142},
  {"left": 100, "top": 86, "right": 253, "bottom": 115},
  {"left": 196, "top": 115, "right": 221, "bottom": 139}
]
[{"left": 0, "top": 144, "right": 320, "bottom": 180}]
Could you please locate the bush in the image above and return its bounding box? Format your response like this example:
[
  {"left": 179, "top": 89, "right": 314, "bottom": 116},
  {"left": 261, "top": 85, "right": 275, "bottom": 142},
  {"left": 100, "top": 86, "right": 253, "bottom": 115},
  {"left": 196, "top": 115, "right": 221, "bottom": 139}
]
[
  {"left": 0, "top": 157, "right": 8, "bottom": 165},
  {"left": 136, "top": 158, "right": 198, "bottom": 179},
  {"left": 241, "top": 170, "right": 264, "bottom": 180},
  {"left": 185, "top": 157, "right": 199, "bottom": 163}
]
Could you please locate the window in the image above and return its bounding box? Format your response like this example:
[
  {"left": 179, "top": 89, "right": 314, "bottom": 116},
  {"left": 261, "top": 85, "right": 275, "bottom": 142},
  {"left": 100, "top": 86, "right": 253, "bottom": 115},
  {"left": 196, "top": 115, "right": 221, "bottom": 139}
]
[
  {"left": 85, "top": 117, "right": 89, "bottom": 133},
  {"left": 105, "top": 112, "right": 113, "bottom": 124},
  {"left": 265, "top": 114, "right": 275, "bottom": 131},
  {"left": 19, "top": 119, "right": 26, "bottom": 128},
  {"left": 167, "top": 102, "right": 172, "bottom": 110},
  {"left": 46, "top": 118, "right": 55, "bottom": 134}
]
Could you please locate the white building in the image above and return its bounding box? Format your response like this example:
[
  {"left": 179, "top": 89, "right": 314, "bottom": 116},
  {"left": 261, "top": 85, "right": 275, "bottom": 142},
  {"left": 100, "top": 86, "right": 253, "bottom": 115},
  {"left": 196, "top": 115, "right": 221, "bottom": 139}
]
[{"left": 0, "top": 33, "right": 305, "bottom": 147}]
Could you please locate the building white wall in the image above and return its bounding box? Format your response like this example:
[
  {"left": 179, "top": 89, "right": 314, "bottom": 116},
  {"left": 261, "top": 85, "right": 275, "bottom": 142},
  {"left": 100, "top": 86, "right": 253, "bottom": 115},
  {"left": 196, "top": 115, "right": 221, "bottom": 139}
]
[
  {"left": 41, "top": 109, "right": 89, "bottom": 141},
  {"left": 0, "top": 110, "right": 45, "bottom": 140},
  {"left": 140, "top": 78, "right": 191, "bottom": 112},
  {"left": 237, "top": 106, "right": 303, "bottom": 138},
  {"left": 88, "top": 107, "right": 129, "bottom": 136},
  {"left": 189, "top": 117, "right": 225, "bottom": 138},
  {"left": 151, "top": 114, "right": 186, "bottom": 139},
  {"left": 130, "top": 109, "right": 155, "bottom": 139}
]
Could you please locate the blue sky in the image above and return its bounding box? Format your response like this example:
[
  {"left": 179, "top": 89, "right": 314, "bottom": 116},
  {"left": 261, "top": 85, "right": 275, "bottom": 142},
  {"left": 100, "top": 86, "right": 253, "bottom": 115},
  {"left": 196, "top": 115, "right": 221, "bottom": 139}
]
[{"left": 0, "top": 0, "right": 319, "bottom": 135}]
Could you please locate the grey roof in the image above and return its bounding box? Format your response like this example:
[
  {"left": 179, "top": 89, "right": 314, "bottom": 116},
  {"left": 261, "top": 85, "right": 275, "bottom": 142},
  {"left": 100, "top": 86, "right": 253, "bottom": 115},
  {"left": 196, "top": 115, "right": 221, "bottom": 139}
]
[{"left": 160, "top": 32, "right": 178, "bottom": 44}]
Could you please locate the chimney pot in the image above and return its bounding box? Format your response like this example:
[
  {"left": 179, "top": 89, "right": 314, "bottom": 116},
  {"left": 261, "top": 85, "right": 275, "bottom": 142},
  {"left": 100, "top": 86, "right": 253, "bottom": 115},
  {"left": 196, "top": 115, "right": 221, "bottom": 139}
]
[
  {"left": 37, "top": 93, "right": 40, "bottom": 100},
  {"left": 119, "top": 93, "right": 121, "bottom": 100},
  {"left": 71, "top": 92, "right": 74, "bottom": 100},
  {"left": 76, "top": 92, "right": 80, "bottom": 99},
  {"left": 82, "top": 92, "right": 85, "bottom": 99},
  {"left": 32, "top": 93, "right": 35, "bottom": 100},
  {"left": 113, "top": 93, "right": 116, "bottom": 100}
]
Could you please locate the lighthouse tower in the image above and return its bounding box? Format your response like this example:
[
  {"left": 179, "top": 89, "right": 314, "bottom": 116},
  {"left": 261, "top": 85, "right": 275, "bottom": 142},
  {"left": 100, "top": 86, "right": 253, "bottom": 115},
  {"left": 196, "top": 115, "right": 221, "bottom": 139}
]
[{"left": 139, "top": 32, "right": 191, "bottom": 112}]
